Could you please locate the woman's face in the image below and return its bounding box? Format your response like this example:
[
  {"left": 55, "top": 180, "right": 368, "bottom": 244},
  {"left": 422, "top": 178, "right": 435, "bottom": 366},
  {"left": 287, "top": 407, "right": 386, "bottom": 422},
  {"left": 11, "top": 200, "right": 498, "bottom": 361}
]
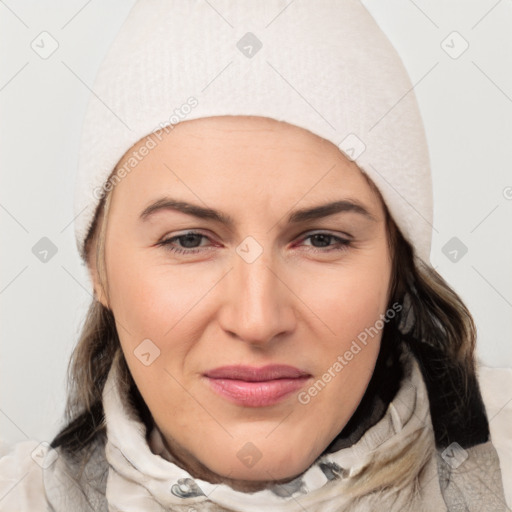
[{"left": 91, "top": 115, "right": 393, "bottom": 490}]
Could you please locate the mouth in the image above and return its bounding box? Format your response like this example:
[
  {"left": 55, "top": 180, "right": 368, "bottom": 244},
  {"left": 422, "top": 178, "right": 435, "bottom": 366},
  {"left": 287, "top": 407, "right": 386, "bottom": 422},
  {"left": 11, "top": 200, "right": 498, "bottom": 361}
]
[{"left": 203, "top": 365, "right": 312, "bottom": 407}]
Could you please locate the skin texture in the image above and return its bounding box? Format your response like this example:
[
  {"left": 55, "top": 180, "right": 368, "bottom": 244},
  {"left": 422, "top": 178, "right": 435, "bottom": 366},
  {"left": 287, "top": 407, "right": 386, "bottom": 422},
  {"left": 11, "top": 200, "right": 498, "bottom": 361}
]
[{"left": 89, "top": 115, "right": 393, "bottom": 492}]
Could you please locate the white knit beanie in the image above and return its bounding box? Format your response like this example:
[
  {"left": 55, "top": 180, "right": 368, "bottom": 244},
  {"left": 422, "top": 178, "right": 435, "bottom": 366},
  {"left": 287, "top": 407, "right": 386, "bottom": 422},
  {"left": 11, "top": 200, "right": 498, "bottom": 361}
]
[{"left": 74, "top": 0, "right": 433, "bottom": 264}]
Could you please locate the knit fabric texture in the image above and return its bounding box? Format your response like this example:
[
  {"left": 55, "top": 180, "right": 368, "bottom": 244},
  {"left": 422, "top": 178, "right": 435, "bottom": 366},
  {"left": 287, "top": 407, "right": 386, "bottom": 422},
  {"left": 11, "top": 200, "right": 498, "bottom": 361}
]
[{"left": 73, "top": 0, "right": 433, "bottom": 264}]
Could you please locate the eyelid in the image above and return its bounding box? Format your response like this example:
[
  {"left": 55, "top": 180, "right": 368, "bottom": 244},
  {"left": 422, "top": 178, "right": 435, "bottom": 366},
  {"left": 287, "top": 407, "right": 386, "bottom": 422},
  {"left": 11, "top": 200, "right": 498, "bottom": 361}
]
[
  {"left": 292, "top": 231, "right": 352, "bottom": 251},
  {"left": 157, "top": 228, "right": 352, "bottom": 245},
  {"left": 156, "top": 229, "right": 353, "bottom": 256},
  {"left": 157, "top": 228, "right": 214, "bottom": 243},
  {"left": 295, "top": 228, "right": 353, "bottom": 241}
]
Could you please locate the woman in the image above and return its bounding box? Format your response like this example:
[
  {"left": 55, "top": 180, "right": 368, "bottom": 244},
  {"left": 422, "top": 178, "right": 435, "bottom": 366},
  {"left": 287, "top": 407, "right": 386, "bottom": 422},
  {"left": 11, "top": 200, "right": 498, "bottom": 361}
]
[{"left": 0, "top": 1, "right": 508, "bottom": 510}]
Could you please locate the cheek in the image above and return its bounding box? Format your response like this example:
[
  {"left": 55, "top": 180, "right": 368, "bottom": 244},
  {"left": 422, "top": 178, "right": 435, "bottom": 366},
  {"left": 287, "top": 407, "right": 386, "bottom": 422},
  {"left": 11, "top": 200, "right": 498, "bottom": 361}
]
[
  {"left": 291, "top": 249, "right": 391, "bottom": 422},
  {"left": 295, "top": 254, "right": 391, "bottom": 343},
  {"left": 105, "top": 253, "right": 211, "bottom": 423},
  {"left": 106, "top": 247, "right": 206, "bottom": 341},
  {"left": 104, "top": 249, "right": 225, "bottom": 392}
]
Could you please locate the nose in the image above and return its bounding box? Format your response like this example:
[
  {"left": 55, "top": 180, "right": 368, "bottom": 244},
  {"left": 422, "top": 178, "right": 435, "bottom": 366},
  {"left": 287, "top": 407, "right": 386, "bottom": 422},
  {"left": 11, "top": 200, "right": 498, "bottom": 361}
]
[{"left": 218, "top": 249, "right": 297, "bottom": 348}]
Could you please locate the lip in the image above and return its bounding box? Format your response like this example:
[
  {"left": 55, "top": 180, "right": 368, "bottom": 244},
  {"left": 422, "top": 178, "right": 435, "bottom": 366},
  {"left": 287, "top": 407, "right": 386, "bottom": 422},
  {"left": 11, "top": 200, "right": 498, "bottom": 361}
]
[{"left": 204, "top": 365, "right": 312, "bottom": 407}]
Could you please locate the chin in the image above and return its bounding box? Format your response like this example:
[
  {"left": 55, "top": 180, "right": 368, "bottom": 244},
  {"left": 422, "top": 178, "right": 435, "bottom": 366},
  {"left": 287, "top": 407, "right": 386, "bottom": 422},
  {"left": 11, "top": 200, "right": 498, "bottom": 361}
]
[{"left": 203, "top": 445, "right": 314, "bottom": 485}]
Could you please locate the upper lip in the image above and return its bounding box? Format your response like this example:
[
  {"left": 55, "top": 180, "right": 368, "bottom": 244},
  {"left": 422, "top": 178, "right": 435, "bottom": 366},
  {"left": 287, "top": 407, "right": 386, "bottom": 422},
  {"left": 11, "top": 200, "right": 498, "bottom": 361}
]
[{"left": 204, "top": 365, "right": 311, "bottom": 382}]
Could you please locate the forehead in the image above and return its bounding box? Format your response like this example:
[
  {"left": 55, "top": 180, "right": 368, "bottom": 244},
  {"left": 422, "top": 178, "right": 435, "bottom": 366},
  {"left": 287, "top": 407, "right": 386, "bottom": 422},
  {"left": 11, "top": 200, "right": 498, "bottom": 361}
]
[
  {"left": 111, "top": 115, "right": 384, "bottom": 216},
  {"left": 132, "top": 116, "right": 340, "bottom": 164}
]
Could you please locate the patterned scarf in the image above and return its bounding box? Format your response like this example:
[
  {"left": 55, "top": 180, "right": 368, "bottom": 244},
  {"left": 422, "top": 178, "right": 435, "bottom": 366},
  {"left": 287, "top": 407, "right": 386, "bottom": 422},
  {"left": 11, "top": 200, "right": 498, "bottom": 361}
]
[{"left": 43, "top": 344, "right": 507, "bottom": 511}]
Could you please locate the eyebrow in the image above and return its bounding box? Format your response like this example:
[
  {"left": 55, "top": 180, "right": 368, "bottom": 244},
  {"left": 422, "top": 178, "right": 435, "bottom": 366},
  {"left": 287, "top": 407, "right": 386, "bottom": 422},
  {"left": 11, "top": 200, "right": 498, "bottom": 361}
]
[{"left": 139, "top": 197, "right": 377, "bottom": 227}]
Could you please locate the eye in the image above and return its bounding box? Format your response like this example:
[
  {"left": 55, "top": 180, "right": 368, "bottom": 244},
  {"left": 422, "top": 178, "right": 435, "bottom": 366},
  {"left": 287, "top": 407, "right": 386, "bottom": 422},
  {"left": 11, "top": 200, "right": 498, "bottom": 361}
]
[
  {"left": 297, "top": 232, "right": 352, "bottom": 253},
  {"left": 156, "top": 230, "right": 351, "bottom": 256},
  {"left": 157, "top": 231, "right": 213, "bottom": 255}
]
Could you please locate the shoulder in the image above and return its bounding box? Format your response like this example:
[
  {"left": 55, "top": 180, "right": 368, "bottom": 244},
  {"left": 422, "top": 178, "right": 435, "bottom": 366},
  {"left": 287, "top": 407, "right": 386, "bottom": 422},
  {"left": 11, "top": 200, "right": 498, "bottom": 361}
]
[
  {"left": 0, "top": 439, "right": 53, "bottom": 511},
  {"left": 1, "top": 435, "right": 109, "bottom": 512},
  {"left": 477, "top": 365, "right": 512, "bottom": 509}
]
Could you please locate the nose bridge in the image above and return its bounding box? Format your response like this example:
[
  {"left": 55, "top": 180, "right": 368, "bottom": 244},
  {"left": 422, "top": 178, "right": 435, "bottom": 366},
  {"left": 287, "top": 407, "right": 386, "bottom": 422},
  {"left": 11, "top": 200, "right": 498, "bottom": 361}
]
[{"left": 219, "top": 242, "right": 295, "bottom": 345}]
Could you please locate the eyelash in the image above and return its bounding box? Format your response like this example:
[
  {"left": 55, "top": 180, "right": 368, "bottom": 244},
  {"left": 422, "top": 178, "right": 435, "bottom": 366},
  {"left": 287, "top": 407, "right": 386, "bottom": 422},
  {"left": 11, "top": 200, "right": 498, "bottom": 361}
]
[{"left": 156, "top": 231, "right": 352, "bottom": 255}]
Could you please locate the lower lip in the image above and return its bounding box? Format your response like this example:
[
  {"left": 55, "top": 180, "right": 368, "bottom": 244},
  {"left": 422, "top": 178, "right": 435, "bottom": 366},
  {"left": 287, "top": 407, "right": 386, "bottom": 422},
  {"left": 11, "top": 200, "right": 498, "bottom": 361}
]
[{"left": 205, "top": 377, "right": 311, "bottom": 407}]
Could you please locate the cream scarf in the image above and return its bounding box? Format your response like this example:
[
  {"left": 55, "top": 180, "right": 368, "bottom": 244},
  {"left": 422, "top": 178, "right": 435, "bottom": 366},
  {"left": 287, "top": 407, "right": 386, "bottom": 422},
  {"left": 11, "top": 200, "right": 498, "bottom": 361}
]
[{"left": 43, "top": 346, "right": 507, "bottom": 511}]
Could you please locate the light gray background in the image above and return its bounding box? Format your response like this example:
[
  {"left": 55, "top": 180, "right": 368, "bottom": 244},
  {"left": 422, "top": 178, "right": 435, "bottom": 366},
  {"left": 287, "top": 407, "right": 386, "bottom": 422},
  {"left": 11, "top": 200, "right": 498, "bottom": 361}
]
[{"left": 1, "top": 0, "right": 511, "bottom": 445}]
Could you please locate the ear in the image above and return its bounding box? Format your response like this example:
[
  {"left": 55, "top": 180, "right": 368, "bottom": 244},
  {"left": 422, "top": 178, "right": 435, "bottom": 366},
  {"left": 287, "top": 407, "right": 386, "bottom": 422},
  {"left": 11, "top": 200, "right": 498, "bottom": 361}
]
[{"left": 86, "top": 238, "right": 110, "bottom": 310}]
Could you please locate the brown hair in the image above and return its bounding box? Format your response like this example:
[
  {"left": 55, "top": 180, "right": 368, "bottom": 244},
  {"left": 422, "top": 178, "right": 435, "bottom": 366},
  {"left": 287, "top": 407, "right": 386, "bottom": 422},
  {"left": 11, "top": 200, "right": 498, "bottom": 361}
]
[{"left": 50, "top": 190, "right": 153, "bottom": 464}]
